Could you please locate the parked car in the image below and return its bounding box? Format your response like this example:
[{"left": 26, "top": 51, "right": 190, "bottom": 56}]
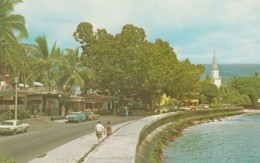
[
  {"left": 0, "top": 120, "right": 30, "bottom": 135},
  {"left": 66, "top": 112, "right": 86, "bottom": 123},
  {"left": 84, "top": 111, "right": 100, "bottom": 121}
]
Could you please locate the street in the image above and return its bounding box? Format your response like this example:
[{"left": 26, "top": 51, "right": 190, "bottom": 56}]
[{"left": 0, "top": 115, "right": 143, "bottom": 163}]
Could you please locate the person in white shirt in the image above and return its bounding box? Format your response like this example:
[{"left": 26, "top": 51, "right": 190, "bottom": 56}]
[{"left": 95, "top": 121, "right": 105, "bottom": 142}]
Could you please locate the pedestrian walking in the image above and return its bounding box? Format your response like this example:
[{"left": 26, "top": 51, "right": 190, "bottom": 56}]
[
  {"left": 106, "top": 121, "right": 112, "bottom": 137},
  {"left": 61, "top": 106, "right": 66, "bottom": 116},
  {"left": 33, "top": 107, "right": 37, "bottom": 118},
  {"left": 95, "top": 121, "right": 105, "bottom": 142},
  {"left": 124, "top": 106, "right": 129, "bottom": 118}
]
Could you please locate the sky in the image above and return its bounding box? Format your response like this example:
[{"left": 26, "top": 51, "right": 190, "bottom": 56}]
[{"left": 15, "top": 0, "right": 260, "bottom": 64}]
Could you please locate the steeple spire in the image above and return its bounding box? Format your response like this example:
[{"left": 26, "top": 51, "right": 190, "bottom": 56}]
[
  {"left": 212, "top": 50, "right": 218, "bottom": 70},
  {"left": 211, "top": 51, "right": 221, "bottom": 88}
]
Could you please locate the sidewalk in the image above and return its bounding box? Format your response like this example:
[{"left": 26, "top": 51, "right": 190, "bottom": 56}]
[
  {"left": 82, "top": 114, "right": 165, "bottom": 163},
  {"left": 29, "top": 113, "right": 172, "bottom": 163},
  {"left": 28, "top": 120, "right": 135, "bottom": 163}
]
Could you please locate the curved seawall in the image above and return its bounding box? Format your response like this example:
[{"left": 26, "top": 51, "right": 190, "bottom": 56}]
[{"left": 135, "top": 108, "right": 244, "bottom": 163}]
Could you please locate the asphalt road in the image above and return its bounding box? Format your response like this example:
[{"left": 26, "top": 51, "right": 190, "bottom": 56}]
[{"left": 0, "top": 115, "right": 143, "bottom": 163}]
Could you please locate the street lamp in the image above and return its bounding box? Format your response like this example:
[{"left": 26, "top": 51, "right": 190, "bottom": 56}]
[{"left": 14, "top": 77, "right": 18, "bottom": 120}]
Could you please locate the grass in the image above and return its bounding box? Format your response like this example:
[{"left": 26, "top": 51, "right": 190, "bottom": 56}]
[{"left": 0, "top": 153, "right": 17, "bottom": 163}]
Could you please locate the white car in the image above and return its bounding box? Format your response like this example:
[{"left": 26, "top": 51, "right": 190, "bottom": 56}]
[{"left": 0, "top": 120, "right": 30, "bottom": 135}]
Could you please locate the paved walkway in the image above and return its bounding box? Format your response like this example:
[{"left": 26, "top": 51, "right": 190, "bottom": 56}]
[
  {"left": 29, "top": 113, "right": 171, "bottom": 163},
  {"left": 28, "top": 120, "right": 134, "bottom": 163},
  {"left": 82, "top": 115, "right": 163, "bottom": 163}
]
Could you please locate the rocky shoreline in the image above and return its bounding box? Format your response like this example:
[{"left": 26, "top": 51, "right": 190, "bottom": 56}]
[{"left": 145, "top": 109, "right": 244, "bottom": 163}]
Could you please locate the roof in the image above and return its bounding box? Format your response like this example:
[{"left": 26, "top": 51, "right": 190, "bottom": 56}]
[{"left": 85, "top": 94, "right": 112, "bottom": 103}]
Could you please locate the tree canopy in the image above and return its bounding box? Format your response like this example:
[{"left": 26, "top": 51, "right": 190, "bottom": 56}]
[
  {"left": 224, "top": 76, "right": 260, "bottom": 107},
  {"left": 74, "top": 22, "right": 205, "bottom": 105},
  {"left": 0, "top": 0, "right": 28, "bottom": 77}
]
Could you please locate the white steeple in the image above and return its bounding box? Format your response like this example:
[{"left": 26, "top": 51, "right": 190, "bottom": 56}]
[{"left": 211, "top": 51, "right": 221, "bottom": 88}]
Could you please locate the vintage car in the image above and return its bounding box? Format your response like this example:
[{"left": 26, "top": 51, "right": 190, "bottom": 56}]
[
  {"left": 0, "top": 120, "right": 30, "bottom": 135},
  {"left": 84, "top": 111, "right": 100, "bottom": 121},
  {"left": 66, "top": 112, "right": 87, "bottom": 123}
]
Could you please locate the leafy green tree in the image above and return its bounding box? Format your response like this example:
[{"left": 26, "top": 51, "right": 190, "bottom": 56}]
[
  {"left": 0, "top": 0, "right": 28, "bottom": 77},
  {"left": 74, "top": 22, "right": 205, "bottom": 108},
  {"left": 197, "top": 80, "right": 219, "bottom": 103},
  {"left": 74, "top": 22, "right": 115, "bottom": 90},
  {"left": 171, "top": 59, "right": 205, "bottom": 100}
]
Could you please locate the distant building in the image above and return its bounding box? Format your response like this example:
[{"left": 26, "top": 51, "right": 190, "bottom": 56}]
[{"left": 211, "top": 51, "right": 221, "bottom": 88}]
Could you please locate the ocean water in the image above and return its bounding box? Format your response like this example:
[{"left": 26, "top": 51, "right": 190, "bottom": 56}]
[
  {"left": 202, "top": 64, "right": 260, "bottom": 83},
  {"left": 163, "top": 113, "right": 260, "bottom": 163}
]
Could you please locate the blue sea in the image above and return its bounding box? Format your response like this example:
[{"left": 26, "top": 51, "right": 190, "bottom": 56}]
[
  {"left": 163, "top": 113, "right": 260, "bottom": 163},
  {"left": 202, "top": 64, "right": 260, "bottom": 83}
]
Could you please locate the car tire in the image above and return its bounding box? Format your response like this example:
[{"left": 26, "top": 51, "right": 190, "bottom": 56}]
[{"left": 13, "top": 130, "right": 17, "bottom": 135}]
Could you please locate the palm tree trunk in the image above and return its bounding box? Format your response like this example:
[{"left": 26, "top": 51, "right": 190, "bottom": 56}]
[{"left": 48, "top": 66, "right": 51, "bottom": 93}]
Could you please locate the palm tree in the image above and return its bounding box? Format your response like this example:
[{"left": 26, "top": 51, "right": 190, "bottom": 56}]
[
  {"left": 57, "top": 48, "right": 95, "bottom": 94},
  {"left": 8, "top": 44, "right": 27, "bottom": 83},
  {"left": 0, "top": 0, "right": 28, "bottom": 77},
  {"left": 30, "top": 35, "right": 61, "bottom": 93},
  {"left": 11, "top": 43, "right": 39, "bottom": 86}
]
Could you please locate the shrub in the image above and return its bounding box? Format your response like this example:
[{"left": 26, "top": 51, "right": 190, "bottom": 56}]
[
  {"left": 210, "top": 102, "right": 222, "bottom": 108},
  {"left": 97, "top": 109, "right": 112, "bottom": 115},
  {"left": 0, "top": 153, "right": 16, "bottom": 163},
  {"left": 0, "top": 111, "right": 12, "bottom": 122},
  {"left": 0, "top": 109, "right": 31, "bottom": 122},
  {"left": 18, "top": 109, "right": 31, "bottom": 119}
]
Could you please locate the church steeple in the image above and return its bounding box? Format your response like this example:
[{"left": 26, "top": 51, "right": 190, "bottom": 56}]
[
  {"left": 211, "top": 51, "right": 221, "bottom": 88},
  {"left": 212, "top": 51, "right": 218, "bottom": 70}
]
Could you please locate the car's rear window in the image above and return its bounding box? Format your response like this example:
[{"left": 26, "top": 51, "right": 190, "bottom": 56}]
[
  {"left": 1, "top": 122, "right": 13, "bottom": 125},
  {"left": 70, "top": 112, "right": 80, "bottom": 115}
]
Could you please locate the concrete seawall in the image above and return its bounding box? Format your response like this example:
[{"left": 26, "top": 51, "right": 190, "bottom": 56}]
[
  {"left": 82, "top": 108, "right": 243, "bottom": 163},
  {"left": 135, "top": 108, "right": 244, "bottom": 163}
]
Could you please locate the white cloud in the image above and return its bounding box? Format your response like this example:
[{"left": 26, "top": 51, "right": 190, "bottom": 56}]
[{"left": 15, "top": 0, "right": 260, "bottom": 63}]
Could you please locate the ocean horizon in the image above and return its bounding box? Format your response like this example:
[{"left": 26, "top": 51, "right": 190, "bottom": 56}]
[{"left": 201, "top": 64, "right": 260, "bottom": 83}]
